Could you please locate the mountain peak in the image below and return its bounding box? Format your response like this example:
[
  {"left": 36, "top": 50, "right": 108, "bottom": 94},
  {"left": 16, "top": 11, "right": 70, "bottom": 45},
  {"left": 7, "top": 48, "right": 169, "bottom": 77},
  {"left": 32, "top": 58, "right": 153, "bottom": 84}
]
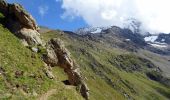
[{"left": 75, "top": 26, "right": 111, "bottom": 35}]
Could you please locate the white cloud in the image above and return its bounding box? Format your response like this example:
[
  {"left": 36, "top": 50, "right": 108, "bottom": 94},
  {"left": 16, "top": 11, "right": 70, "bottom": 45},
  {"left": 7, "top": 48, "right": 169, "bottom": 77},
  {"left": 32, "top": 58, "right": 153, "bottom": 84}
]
[
  {"left": 38, "top": 5, "right": 49, "bottom": 17},
  {"left": 61, "top": 0, "right": 170, "bottom": 34}
]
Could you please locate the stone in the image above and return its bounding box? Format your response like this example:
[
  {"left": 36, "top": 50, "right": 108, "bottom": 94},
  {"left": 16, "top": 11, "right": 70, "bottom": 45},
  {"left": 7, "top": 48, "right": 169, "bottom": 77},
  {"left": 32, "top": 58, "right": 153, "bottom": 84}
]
[
  {"left": 8, "top": 3, "right": 38, "bottom": 30},
  {"left": 18, "top": 28, "right": 42, "bottom": 45},
  {"left": 20, "top": 39, "right": 29, "bottom": 46},
  {"left": 43, "top": 42, "right": 58, "bottom": 67},
  {"left": 31, "top": 47, "right": 38, "bottom": 53},
  {"left": 32, "top": 90, "right": 38, "bottom": 96},
  {"left": 45, "top": 70, "right": 54, "bottom": 79},
  {"left": 0, "top": 1, "right": 42, "bottom": 45}
]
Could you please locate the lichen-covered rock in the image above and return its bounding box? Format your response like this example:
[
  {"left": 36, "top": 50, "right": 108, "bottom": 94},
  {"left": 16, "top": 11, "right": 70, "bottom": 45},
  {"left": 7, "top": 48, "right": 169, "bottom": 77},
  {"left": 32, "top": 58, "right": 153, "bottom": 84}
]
[
  {"left": 19, "top": 28, "right": 42, "bottom": 45},
  {"left": 43, "top": 41, "right": 58, "bottom": 67},
  {"left": 8, "top": 3, "right": 38, "bottom": 30},
  {"left": 45, "top": 69, "right": 54, "bottom": 79},
  {"left": 45, "top": 38, "right": 89, "bottom": 99},
  {"left": 0, "top": 0, "right": 42, "bottom": 45},
  {"left": 49, "top": 38, "right": 81, "bottom": 84}
]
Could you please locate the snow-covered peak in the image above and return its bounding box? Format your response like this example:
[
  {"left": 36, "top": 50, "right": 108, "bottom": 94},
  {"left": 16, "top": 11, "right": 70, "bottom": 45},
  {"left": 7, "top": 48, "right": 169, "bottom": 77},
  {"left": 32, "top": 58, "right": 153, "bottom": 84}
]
[
  {"left": 75, "top": 26, "right": 110, "bottom": 35},
  {"left": 123, "top": 18, "right": 141, "bottom": 34}
]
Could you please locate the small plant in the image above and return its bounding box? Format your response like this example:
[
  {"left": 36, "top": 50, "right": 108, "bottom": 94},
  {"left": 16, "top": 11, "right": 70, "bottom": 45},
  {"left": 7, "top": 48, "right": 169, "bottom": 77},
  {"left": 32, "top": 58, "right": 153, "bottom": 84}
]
[{"left": 37, "top": 45, "right": 47, "bottom": 55}]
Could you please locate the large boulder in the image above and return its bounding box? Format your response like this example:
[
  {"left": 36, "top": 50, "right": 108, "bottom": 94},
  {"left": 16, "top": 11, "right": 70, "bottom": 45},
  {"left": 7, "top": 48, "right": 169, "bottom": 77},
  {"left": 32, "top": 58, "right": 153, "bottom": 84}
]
[
  {"left": 0, "top": 0, "right": 42, "bottom": 45},
  {"left": 18, "top": 28, "right": 42, "bottom": 45},
  {"left": 8, "top": 3, "right": 38, "bottom": 30}
]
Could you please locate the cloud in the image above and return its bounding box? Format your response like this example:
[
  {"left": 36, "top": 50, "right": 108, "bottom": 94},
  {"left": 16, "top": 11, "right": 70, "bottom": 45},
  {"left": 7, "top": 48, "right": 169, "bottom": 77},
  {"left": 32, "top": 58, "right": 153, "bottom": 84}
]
[
  {"left": 38, "top": 5, "right": 49, "bottom": 17},
  {"left": 61, "top": 0, "right": 170, "bottom": 34}
]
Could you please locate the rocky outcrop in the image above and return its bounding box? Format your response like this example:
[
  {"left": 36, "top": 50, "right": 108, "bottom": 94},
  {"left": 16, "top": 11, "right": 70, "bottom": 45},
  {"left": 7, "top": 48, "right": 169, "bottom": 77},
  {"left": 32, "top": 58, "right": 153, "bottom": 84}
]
[
  {"left": 43, "top": 41, "right": 58, "bottom": 67},
  {"left": 0, "top": 0, "right": 42, "bottom": 45},
  {"left": 44, "top": 38, "right": 89, "bottom": 100}
]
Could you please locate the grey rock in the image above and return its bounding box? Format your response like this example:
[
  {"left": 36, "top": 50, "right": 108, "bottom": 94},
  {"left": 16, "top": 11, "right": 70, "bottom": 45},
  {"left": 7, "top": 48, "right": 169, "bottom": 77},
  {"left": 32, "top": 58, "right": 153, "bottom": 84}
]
[
  {"left": 0, "top": 1, "right": 42, "bottom": 45},
  {"left": 45, "top": 70, "right": 54, "bottom": 79},
  {"left": 44, "top": 38, "right": 89, "bottom": 99}
]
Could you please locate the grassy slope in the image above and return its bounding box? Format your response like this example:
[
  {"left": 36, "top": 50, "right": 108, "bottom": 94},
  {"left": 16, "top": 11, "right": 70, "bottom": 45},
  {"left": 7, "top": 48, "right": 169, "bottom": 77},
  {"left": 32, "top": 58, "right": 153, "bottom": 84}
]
[
  {"left": 42, "top": 30, "right": 170, "bottom": 100},
  {"left": 0, "top": 13, "right": 83, "bottom": 100},
  {"left": 138, "top": 49, "right": 170, "bottom": 78}
]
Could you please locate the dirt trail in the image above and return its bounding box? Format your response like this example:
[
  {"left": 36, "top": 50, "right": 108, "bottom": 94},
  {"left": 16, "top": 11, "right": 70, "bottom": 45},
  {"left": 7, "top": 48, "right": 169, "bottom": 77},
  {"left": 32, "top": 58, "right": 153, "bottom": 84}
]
[
  {"left": 39, "top": 89, "right": 57, "bottom": 100},
  {"left": 39, "top": 85, "right": 73, "bottom": 100}
]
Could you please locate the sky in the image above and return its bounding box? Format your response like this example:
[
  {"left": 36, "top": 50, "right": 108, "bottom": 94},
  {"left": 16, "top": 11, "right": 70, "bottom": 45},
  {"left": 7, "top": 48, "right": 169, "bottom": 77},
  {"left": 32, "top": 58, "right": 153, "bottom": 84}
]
[
  {"left": 7, "top": 0, "right": 170, "bottom": 34},
  {"left": 7, "top": 0, "right": 88, "bottom": 31}
]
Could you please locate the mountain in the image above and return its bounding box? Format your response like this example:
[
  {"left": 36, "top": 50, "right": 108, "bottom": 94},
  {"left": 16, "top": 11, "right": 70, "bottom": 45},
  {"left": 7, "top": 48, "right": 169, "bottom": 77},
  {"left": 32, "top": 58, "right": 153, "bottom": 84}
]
[
  {"left": 76, "top": 25, "right": 170, "bottom": 55},
  {"left": 75, "top": 19, "right": 142, "bottom": 35},
  {"left": 75, "top": 26, "right": 147, "bottom": 52},
  {"left": 75, "top": 27, "right": 110, "bottom": 35},
  {"left": 144, "top": 33, "right": 170, "bottom": 55},
  {"left": 144, "top": 33, "right": 170, "bottom": 47},
  {"left": 0, "top": 0, "right": 170, "bottom": 100},
  {"left": 41, "top": 27, "right": 170, "bottom": 99},
  {"left": 156, "top": 33, "right": 170, "bottom": 44}
]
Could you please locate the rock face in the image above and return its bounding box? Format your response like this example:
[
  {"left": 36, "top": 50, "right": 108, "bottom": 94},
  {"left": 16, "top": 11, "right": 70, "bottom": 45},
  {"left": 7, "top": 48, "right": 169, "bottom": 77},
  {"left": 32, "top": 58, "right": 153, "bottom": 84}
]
[
  {"left": 43, "top": 41, "right": 58, "bottom": 67},
  {"left": 0, "top": 0, "right": 42, "bottom": 45},
  {"left": 44, "top": 38, "right": 89, "bottom": 100}
]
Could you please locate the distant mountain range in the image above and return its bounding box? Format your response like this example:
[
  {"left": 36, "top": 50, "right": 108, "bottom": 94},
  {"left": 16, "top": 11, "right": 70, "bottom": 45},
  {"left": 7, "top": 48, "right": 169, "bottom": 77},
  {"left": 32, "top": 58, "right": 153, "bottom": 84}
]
[{"left": 75, "top": 25, "right": 170, "bottom": 55}]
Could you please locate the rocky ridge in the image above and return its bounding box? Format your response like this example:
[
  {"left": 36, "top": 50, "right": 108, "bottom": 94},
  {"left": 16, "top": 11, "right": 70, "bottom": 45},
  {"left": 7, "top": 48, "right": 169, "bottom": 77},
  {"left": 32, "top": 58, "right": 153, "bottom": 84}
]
[{"left": 44, "top": 38, "right": 89, "bottom": 99}]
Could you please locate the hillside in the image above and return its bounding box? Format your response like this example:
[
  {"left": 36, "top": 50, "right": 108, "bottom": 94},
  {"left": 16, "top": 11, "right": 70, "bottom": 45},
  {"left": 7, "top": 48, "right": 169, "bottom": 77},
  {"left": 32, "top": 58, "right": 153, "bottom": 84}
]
[
  {"left": 0, "top": 1, "right": 85, "bottom": 99},
  {"left": 0, "top": 0, "right": 170, "bottom": 100},
  {"left": 0, "top": 13, "right": 85, "bottom": 100},
  {"left": 41, "top": 29, "right": 170, "bottom": 100}
]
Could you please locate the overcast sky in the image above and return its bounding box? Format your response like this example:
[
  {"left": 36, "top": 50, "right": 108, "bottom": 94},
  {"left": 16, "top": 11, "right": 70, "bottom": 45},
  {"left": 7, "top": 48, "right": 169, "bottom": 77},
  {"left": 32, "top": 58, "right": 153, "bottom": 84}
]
[{"left": 7, "top": 0, "right": 170, "bottom": 34}]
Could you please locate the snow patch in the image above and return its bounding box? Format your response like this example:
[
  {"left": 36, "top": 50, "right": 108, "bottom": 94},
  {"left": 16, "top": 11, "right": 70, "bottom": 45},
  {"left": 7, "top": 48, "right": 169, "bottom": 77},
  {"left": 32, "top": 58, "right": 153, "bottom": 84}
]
[
  {"left": 148, "top": 43, "right": 167, "bottom": 48},
  {"left": 125, "top": 39, "right": 131, "bottom": 41},
  {"left": 144, "top": 36, "right": 158, "bottom": 42},
  {"left": 161, "top": 39, "right": 165, "bottom": 42},
  {"left": 154, "top": 42, "right": 167, "bottom": 45},
  {"left": 91, "top": 28, "right": 102, "bottom": 34}
]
